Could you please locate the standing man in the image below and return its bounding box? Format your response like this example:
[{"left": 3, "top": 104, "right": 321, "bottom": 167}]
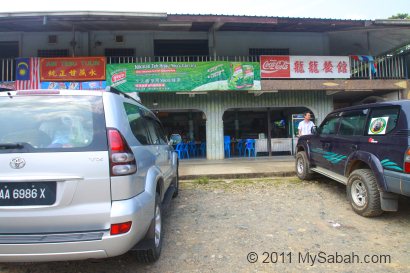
[{"left": 298, "top": 112, "right": 315, "bottom": 136}]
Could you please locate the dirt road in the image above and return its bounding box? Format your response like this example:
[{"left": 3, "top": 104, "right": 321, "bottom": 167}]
[{"left": 1, "top": 177, "right": 410, "bottom": 273}]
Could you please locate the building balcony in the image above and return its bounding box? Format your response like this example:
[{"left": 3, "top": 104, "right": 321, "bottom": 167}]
[{"left": 1, "top": 55, "right": 408, "bottom": 84}]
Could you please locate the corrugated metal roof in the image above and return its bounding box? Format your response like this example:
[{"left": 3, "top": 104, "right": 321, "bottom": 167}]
[
  {"left": 0, "top": 11, "right": 408, "bottom": 32},
  {"left": 169, "top": 13, "right": 367, "bottom": 22}
]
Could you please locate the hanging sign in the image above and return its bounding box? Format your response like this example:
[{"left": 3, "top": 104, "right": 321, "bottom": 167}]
[
  {"left": 40, "top": 57, "right": 106, "bottom": 81},
  {"left": 260, "top": 55, "right": 350, "bottom": 79},
  {"left": 106, "top": 61, "right": 261, "bottom": 92}
]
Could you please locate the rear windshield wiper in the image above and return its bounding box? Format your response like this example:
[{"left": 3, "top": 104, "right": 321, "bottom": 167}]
[{"left": 0, "top": 143, "right": 25, "bottom": 149}]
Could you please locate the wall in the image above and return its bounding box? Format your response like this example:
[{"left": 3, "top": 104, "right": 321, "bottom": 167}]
[
  {"left": 140, "top": 91, "right": 332, "bottom": 160},
  {"left": 5, "top": 30, "right": 332, "bottom": 58},
  {"left": 214, "top": 31, "right": 330, "bottom": 56},
  {"left": 15, "top": 32, "right": 89, "bottom": 57},
  {"left": 328, "top": 29, "right": 410, "bottom": 56}
]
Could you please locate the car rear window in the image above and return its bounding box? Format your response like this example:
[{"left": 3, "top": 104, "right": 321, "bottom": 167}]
[{"left": 0, "top": 95, "right": 107, "bottom": 153}]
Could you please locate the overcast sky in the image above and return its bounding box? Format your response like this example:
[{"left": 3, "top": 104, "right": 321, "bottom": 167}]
[{"left": 1, "top": 0, "right": 409, "bottom": 20}]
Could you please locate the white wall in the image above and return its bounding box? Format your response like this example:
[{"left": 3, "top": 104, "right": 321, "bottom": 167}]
[
  {"left": 3, "top": 30, "right": 332, "bottom": 58},
  {"left": 17, "top": 32, "right": 88, "bottom": 57},
  {"left": 2, "top": 28, "right": 408, "bottom": 58},
  {"left": 214, "top": 31, "right": 330, "bottom": 56}
]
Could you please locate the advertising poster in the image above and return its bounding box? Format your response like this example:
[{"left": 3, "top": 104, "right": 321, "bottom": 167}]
[
  {"left": 106, "top": 61, "right": 261, "bottom": 92},
  {"left": 41, "top": 81, "right": 106, "bottom": 90}
]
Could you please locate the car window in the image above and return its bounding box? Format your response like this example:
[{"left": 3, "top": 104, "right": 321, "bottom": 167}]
[
  {"left": 339, "top": 109, "right": 368, "bottom": 136},
  {"left": 366, "top": 106, "right": 400, "bottom": 135},
  {"left": 0, "top": 95, "right": 106, "bottom": 153},
  {"left": 124, "top": 102, "right": 150, "bottom": 145},
  {"left": 153, "top": 121, "right": 168, "bottom": 145},
  {"left": 319, "top": 115, "right": 340, "bottom": 135},
  {"left": 145, "top": 117, "right": 162, "bottom": 145}
]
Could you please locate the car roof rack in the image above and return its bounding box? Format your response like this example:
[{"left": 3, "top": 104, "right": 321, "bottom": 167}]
[{"left": 106, "top": 86, "right": 141, "bottom": 103}]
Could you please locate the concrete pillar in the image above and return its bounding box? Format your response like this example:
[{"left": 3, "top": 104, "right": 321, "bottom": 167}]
[
  {"left": 234, "top": 109, "right": 239, "bottom": 139},
  {"left": 188, "top": 111, "right": 194, "bottom": 141},
  {"left": 204, "top": 107, "right": 224, "bottom": 160}
]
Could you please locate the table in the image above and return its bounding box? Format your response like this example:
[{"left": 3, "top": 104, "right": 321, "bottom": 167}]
[{"left": 255, "top": 138, "right": 294, "bottom": 155}]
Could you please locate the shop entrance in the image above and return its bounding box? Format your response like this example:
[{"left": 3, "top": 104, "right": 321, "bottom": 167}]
[
  {"left": 155, "top": 109, "right": 206, "bottom": 159},
  {"left": 223, "top": 107, "right": 314, "bottom": 157}
]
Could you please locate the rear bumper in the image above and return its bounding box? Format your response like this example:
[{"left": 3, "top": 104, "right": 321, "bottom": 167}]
[
  {"left": 0, "top": 191, "right": 154, "bottom": 262},
  {"left": 384, "top": 170, "right": 410, "bottom": 196}
]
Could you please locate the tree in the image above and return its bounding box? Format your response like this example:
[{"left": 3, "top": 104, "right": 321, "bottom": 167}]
[{"left": 389, "top": 13, "right": 410, "bottom": 19}]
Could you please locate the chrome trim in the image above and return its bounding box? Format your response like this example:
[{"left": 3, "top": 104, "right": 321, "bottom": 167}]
[{"left": 0, "top": 232, "right": 104, "bottom": 244}]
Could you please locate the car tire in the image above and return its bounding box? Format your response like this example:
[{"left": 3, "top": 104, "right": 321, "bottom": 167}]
[
  {"left": 135, "top": 193, "right": 163, "bottom": 263},
  {"left": 347, "top": 169, "right": 383, "bottom": 217},
  {"left": 172, "top": 164, "right": 179, "bottom": 198},
  {"left": 295, "top": 151, "right": 313, "bottom": 180}
]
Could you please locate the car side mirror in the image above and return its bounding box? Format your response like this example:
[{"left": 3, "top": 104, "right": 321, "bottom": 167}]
[{"left": 311, "top": 126, "right": 318, "bottom": 135}]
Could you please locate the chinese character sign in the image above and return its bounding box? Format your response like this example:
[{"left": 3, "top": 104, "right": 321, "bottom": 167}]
[
  {"left": 40, "top": 57, "right": 106, "bottom": 81},
  {"left": 260, "top": 56, "right": 350, "bottom": 79}
]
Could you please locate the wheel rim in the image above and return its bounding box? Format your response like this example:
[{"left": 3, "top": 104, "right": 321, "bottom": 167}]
[
  {"left": 297, "top": 157, "right": 304, "bottom": 174},
  {"left": 154, "top": 205, "right": 161, "bottom": 247},
  {"left": 351, "top": 179, "right": 367, "bottom": 207}
]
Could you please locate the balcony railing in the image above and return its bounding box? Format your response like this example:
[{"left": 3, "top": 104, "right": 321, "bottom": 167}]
[
  {"left": 1, "top": 55, "right": 407, "bottom": 82},
  {"left": 350, "top": 55, "right": 408, "bottom": 79}
]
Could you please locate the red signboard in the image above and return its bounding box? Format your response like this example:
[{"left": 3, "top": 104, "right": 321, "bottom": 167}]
[
  {"left": 40, "top": 57, "right": 106, "bottom": 81},
  {"left": 260, "top": 55, "right": 291, "bottom": 78}
]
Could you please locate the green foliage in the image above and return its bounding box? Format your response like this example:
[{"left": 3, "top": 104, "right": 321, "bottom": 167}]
[
  {"left": 389, "top": 13, "right": 410, "bottom": 19},
  {"left": 195, "top": 176, "right": 210, "bottom": 185}
]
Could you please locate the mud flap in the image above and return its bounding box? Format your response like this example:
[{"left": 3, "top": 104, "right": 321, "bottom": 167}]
[
  {"left": 132, "top": 186, "right": 175, "bottom": 251},
  {"left": 380, "top": 192, "right": 398, "bottom": 211}
]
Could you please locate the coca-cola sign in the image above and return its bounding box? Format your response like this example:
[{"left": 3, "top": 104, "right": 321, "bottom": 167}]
[{"left": 260, "top": 56, "right": 290, "bottom": 78}]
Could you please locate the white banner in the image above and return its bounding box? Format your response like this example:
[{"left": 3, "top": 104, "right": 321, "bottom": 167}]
[{"left": 289, "top": 56, "right": 350, "bottom": 78}]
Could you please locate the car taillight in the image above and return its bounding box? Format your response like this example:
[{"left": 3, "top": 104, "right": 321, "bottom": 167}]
[
  {"left": 108, "top": 128, "right": 137, "bottom": 176},
  {"left": 404, "top": 148, "right": 410, "bottom": 173},
  {"left": 111, "top": 221, "right": 132, "bottom": 235}
]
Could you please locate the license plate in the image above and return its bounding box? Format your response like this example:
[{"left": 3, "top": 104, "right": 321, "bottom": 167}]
[{"left": 0, "top": 182, "right": 56, "bottom": 206}]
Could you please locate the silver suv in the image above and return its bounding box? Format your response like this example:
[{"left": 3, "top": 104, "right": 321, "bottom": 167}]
[{"left": 0, "top": 89, "right": 178, "bottom": 262}]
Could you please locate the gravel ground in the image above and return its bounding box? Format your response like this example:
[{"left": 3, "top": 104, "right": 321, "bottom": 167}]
[{"left": 1, "top": 176, "right": 410, "bottom": 273}]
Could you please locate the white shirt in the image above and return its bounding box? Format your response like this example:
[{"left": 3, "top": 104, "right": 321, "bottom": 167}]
[{"left": 298, "top": 120, "right": 314, "bottom": 136}]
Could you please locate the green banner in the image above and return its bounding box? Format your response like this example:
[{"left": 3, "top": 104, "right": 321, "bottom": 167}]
[{"left": 106, "top": 61, "right": 261, "bottom": 92}]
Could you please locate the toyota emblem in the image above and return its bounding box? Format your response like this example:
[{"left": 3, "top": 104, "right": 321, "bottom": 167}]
[{"left": 10, "top": 157, "right": 26, "bottom": 169}]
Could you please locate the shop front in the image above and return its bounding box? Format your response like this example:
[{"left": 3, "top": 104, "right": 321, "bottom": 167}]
[
  {"left": 140, "top": 91, "right": 332, "bottom": 160},
  {"left": 223, "top": 107, "right": 314, "bottom": 157}
]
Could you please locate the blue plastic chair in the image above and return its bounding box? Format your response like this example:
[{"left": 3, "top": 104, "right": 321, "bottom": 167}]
[
  {"left": 182, "top": 143, "right": 190, "bottom": 159},
  {"left": 244, "top": 139, "right": 256, "bottom": 157},
  {"left": 235, "top": 139, "right": 244, "bottom": 156},
  {"left": 175, "top": 143, "right": 189, "bottom": 159},
  {"left": 199, "top": 142, "right": 206, "bottom": 157},
  {"left": 224, "top": 136, "right": 231, "bottom": 158},
  {"left": 188, "top": 141, "right": 197, "bottom": 157},
  {"left": 175, "top": 143, "right": 184, "bottom": 158}
]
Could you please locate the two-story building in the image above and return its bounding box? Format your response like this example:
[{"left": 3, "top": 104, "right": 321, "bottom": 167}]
[{"left": 0, "top": 12, "right": 409, "bottom": 159}]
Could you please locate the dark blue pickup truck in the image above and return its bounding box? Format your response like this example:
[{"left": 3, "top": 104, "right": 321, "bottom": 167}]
[{"left": 295, "top": 100, "right": 410, "bottom": 217}]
